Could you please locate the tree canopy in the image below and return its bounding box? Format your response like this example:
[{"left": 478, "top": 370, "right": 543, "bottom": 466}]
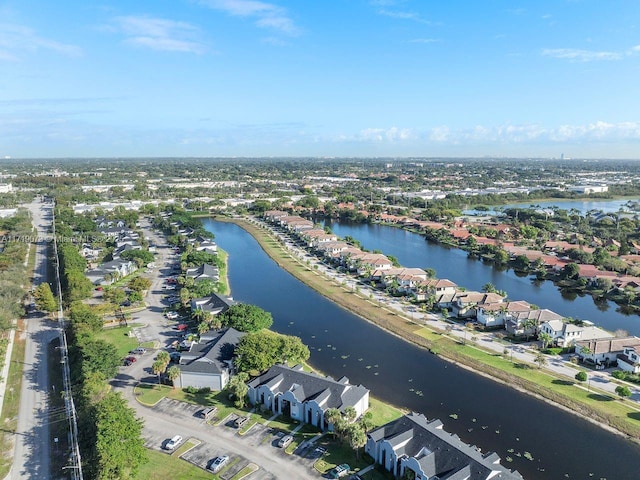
[
  {"left": 94, "top": 392, "right": 147, "bottom": 480},
  {"left": 219, "top": 304, "right": 273, "bottom": 332},
  {"left": 235, "top": 330, "right": 309, "bottom": 373},
  {"left": 33, "top": 282, "right": 58, "bottom": 312}
]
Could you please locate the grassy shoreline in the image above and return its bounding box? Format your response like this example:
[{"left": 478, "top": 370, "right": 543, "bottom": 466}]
[{"left": 216, "top": 215, "right": 640, "bottom": 443}]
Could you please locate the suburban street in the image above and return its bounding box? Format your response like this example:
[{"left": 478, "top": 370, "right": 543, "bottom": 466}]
[{"left": 11, "top": 199, "right": 58, "bottom": 479}]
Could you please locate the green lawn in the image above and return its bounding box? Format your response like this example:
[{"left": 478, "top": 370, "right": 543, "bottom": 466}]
[
  {"left": 96, "top": 323, "right": 142, "bottom": 358},
  {"left": 285, "top": 423, "right": 322, "bottom": 454},
  {"left": 134, "top": 383, "right": 172, "bottom": 406},
  {"left": 313, "top": 437, "right": 373, "bottom": 475},
  {"left": 0, "top": 320, "right": 26, "bottom": 479},
  {"left": 230, "top": 463, "right": 258, "bottom": 480},
  {"left": 367, "top": 397, "right": 404, "bottom": 428},
  {"left": 172, "top": 439, "right": 199, "bottom": 457},
  {"left": 134, "top": 449, "right": 211, "bottom": 480}
]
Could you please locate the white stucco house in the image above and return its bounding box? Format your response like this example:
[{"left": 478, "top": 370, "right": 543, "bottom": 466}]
[
  {"left": 575, "top": 336, "right": 640, "bottom": 368},
  {"left": 617, "top": 346, "right": 640, "bottom": 374},
  {"left": 247, "top": 364, "right": 369, "bottom": 431},
  {"left": 538, "top": 320, "right": 612, "bottom": 348}
]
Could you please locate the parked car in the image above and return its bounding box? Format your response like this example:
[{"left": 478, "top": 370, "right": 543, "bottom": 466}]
[
  {"left": 234, "top": 416, "right": 249, "bottom": 428},
  {"left": 166, "top": 312, "right": 179, "bottom": 320},
  {"left": 164, "top": 435, "right": 182, "bottom": 451},
  {"left": 198, "top": 407, "right": 218, "bottom": 420},
  {"left": 123, "top": 356, "right": 137, "bottom": 366},
  {"left": 130, "top": 347, "right": 146, "bottom": 355},
  {"left": 209, "top": 455, "right": 229, "bottom": 472},
  {"left": 329, "top": 464, "right": 350, "bottom": 479},
  {"left": 277, "top": 434, "right": 293, "bottom": 448}
]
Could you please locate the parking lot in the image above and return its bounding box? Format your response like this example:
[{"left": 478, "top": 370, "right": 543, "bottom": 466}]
[
  {"left": 131, "top": 397, "right": 322, "bottom": 479},
  {"left": 110, "top": 220, "right": 323, "bottom": 479}
]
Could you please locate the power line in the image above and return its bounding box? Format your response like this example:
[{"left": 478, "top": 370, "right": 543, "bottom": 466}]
[{"left": 50, "top": 202, "right": 83, "bottom": 480}]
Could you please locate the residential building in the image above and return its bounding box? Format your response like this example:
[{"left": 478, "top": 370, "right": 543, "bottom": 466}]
[
  {"left": 247, "top": 364, "right": 369, "bottom": 431},
  {"left": 185, "top": 264, "right": 220, "bottom": 283},
  {"left": 617, "top": 346, "right": 640, "bottom": 374},
  {"left": 175, "top": 328, "right": 245, "bottom": 390},
  {"left": 538, "top": 320, "right": 612, "bottom": 348},
  {"left": 366, "top": 412, "right": 522, "bottom": 480},
  {"left": 191, "top": 292, "right": 235, "bottom": 316},
  {"left": 575, "top": 336, "right": 640, "bottom": 368}
]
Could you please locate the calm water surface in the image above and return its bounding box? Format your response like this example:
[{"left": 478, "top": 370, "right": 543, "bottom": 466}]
[
  {"left": 464, "top": 198, "right": 640, "bottom": 216},
  {"left": 324, "top": 220, "right": 640, "bottom": 337},
  {"left": 203, "top": 219, "right": 640, "bottom": 480}
]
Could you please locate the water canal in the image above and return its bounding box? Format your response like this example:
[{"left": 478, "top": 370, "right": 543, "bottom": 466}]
[
  {"left": 324, "top": 220, "right": 640, "bottom": 337},
  {"left": 203, "top": 219, "right": 640, "bottom": 480}
]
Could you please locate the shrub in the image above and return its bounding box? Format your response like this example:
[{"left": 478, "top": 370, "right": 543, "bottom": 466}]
[
  {"left": 198, "top": 387, "right": 211, "bottom": 394},
  {"left": 611, "top": 370, "right": 625, "bottom": 380},
  {"left": 575, "top": 371, "right": 588, "bottom": 382},
  {"left": 183, "top": 386, "right": 198, "bottom": 394},
  {"left": 542, "top": 347, "right": 563, "bottom": 355}
]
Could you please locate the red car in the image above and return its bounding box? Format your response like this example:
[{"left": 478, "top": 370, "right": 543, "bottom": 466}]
[{"left": 123, "top": 356, "right": 137, "bottom": 366}]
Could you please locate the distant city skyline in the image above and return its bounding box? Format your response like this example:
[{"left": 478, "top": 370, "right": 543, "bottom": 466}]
[{"left": 1, "top": 1, "right": 640, "bottom": 159}]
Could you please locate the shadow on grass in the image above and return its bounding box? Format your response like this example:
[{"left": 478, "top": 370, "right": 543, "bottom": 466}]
[
  {"left": 551, "top": 379, "right": 574, "bottom": 386},
  {"left": 627, "top": 412, "right": 640, "bottom": 421},
  {"left": 513, "top": 363, "right": 531, "bottom": 370},
  {"left": 587, "top": 393, "right": 613, "bottom": 402}
]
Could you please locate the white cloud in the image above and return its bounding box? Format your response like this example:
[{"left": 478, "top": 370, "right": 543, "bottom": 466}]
[
  {"left": 340, "top": 122, "right": 640, "bottom": 147},
  {"left": 351, "top": 127, "right": 417, "bottom": 143},
  {"left": 376, "top": 9, "right": 435, "bottom": 25},
  {"left": 112, "top": 16, "right": 206, "bottom": 53},
  {"left": 198, "top": 0, "right": 300, "bottom": 36},
  {"left": 542, "top": 48, "right": 623, "bottom": 62},
  {"left": 0, "top": 23, "right": 82, "bottom": 61}
]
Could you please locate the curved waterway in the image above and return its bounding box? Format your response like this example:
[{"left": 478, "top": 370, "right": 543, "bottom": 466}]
[
  {"left": 324, "top": 220, "right": 640, "bottom": 337},
  {"left": 203, "top": 219, "right": 640, "bottom": 480}
]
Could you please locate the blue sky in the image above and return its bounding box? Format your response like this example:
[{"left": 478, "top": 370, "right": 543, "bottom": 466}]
[{"left": 1, "top": 0, "right": 640, "bottom": 159}]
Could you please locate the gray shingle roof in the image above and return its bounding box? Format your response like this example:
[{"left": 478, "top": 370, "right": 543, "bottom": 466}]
[
  {"left": 248, "top": 364, "right": 369, "bottom": 412},
  {"left": 179, "top": 328, "right": 245, "bottom": 375},
  {"left": 368, "top": 413, "right": 523, "bottom": 480}
]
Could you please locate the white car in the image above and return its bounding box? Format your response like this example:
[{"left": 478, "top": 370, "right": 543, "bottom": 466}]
[
  {"left": 164, "top": 435, "right": 182, "bottom": 450},
  {"left": 209, "top": 455, "right": 229, "bottom": 472},
  {"left": 165, "top": 312, "right": 179, "bottom": 319}
]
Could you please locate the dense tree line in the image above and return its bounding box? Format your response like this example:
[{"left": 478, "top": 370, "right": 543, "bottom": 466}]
[
  {"left": 0, "top": 209, "right": 32, "bottom": 329},
  {"left": 56, "top": 208, "right": 147, "bottom": 479}
]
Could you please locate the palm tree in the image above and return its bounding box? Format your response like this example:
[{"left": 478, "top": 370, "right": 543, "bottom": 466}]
[
  {"left": 347, "top": 424, "right": 367, "bottom": 460},
  {"left": 343, "top": 406, "right": 357, "bottom": 423},
  {"left": 521, "top": 318, "right": 538, "bottom": 341},
  {"left": 324, "top": 408, "right": 342, "bottom": 436},
  {"left": 166, "top": 365, "right": 180, "bottom": 389},
  {"left": 197, "top": 321, "right": 210, "bottom": 335},
  {"left": 539, "top": 332, "right": 553, "bottom": 350},
  {"left": 152, "top": 359, "right": 167, "bottom": 384},
  {"left": 156, "top": 351, "right": 170, "bottom": 366}
]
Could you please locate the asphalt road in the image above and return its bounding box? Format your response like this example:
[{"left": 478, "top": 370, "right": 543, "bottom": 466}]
[{"left": 12, "top": 199, "right": 58, "bottom": 479}]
